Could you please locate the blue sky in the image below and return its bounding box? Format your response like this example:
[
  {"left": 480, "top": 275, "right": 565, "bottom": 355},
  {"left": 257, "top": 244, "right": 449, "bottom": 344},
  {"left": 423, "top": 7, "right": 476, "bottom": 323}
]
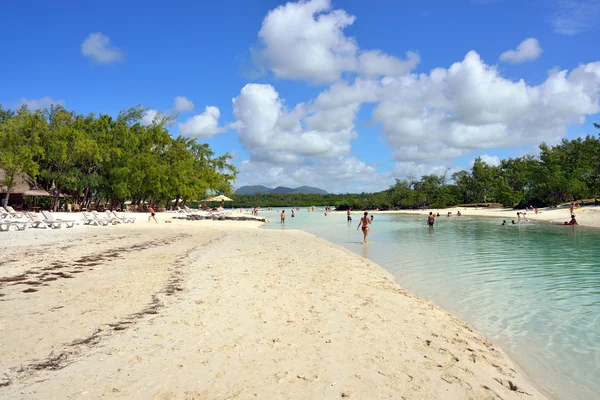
[{"left": 2, "top": 0, "right": 599, "bottom": 192}]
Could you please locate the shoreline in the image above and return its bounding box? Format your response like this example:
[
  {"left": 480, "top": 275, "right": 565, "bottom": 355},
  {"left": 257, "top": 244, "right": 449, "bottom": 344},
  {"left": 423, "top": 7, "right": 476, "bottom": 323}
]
[
  {"left": 330, "top": 205, "right": 600, "bottom": 229},
  {"left": 1, "top": 219, "right": 550, "bottom": 399}
]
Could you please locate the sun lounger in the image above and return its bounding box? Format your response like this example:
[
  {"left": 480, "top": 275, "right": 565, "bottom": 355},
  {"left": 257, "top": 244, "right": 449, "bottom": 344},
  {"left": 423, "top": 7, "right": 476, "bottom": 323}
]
[
  {"left": 92, "top": 210, "right": 121, "bottom": 225},
  {"left": 106, "top": 210, "right": 135, "bottom": 223},
  {"left": 42, "top": 211, "right": 76, "bottom": 228},
  {"left": 82, "top": 212, "right": 108, "bottom": 226},
  {"left": 0, "top": 219, "right": 26, "bottom": 231},
  {"left": 5, "top": 206, "right": 25, "bottom": 219},
  {"left": 26, "top": 212, "right": 62, "bottom": 229}
]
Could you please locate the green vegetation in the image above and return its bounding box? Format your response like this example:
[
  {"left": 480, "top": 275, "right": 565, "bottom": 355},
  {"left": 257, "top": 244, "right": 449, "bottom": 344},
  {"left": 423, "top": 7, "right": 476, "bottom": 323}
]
[
  {"left": 235, "top": 125, "right": 600, "bottom": 210},
  {"left": 0, "top": 104, "right": 236, "bottom": 210}
]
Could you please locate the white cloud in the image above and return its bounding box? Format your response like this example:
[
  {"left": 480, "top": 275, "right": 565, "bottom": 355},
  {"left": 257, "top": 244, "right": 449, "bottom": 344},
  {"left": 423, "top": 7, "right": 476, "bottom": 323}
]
[
  {"left": 500, "top": 38, "right": 542, "bottom": 64},
  {"left": 232, "top": 1, "right": 600, "bottom": 192},
  {"left": 174, "top": 96, "right": 194, "bottom": 112},
  {"left": 231, "top": 83, "right": 362, "bottom": 164},
  {"left": 141, "top": 110, "right": 158, "bottom": 126},
  {"left": 178, "top": 106, "right": 224, "bottom": 138},
  {"left": 373, "top": 51, "right": 600, "bottom": 164},
  {"left": 552, "top": 0, "right": 600, "bottom": 35},
  {"left": 469, "top": 154, "right": 501, "bottom": 168},
  {"left": 81, "top": 33, "right": 124, "bottom": 64},
  {"left": 253, "top": 0, "right": 418, "bottom": 83},
  {"left": 236, "top": 157, "right": 393, "bottom": 193},
  {"left": 17, "top": 96, "right": 65, "bottom": 110}
]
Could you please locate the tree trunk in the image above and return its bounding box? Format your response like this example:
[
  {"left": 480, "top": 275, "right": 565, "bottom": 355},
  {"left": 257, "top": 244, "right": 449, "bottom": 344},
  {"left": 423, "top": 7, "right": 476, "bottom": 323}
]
[{"left": 1, "top": 189, "right": 11, "bottom": 208}]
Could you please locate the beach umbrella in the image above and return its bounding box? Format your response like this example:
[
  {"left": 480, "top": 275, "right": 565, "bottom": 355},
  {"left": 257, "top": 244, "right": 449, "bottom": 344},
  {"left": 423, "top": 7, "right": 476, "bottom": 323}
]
[{"left": 202, "top": 195, "right": 233, "bottom": 202}]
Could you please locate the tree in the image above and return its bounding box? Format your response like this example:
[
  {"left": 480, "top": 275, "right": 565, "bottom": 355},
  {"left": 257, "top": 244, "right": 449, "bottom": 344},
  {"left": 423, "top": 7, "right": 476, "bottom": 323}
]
[{"left": 0, "top": 107, "right": 44, "bottom": 207}]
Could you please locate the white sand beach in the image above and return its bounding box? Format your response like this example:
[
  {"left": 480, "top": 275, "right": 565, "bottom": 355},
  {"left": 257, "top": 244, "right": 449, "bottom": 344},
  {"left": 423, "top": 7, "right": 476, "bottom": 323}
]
[{"left": 1, "top": 217, "right": 550, "bottom": 399}]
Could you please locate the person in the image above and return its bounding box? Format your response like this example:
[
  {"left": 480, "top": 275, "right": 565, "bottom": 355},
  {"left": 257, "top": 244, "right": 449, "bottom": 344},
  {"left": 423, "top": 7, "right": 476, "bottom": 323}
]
[
  {"left": 280, "top": 210, "right": 285, "bottom": 224},
  {"left": 447, "top": 212, "right": 452, "bottom": 217},
  {"left": 564, "top": 214, "right": 578, "bottom": 225},
  {"left": 427, "top": 212, "right": 435, "bottom": 227},
  {"left": 357, "top": 211, "right": 371, "bottom": 243},
  {"left": 570, "top": 200, "right": 575, "bottom": 216},
  {"left": 347, "top": 208, "right": 352, "bottom": 222},
  {"left": 291, "top": 209, "right": 295, "bottom": 218},
  {"left": 511, "top": 220, "right": 516, "bottom": 224},
  {"left": 502, "top": 220, "right": 508, "bottom": 226},
  {"left": 370, "top": 214, "right": 374, "bottom": 222},
  {"left": 436, "top": 213, "right": 440, "bottom": 217},
  {"left": 148, "top": 207, "right": 158, "bottom": 223},
  {"left": 595, "top": 198, "right": 599, "bottom": 206},
  {"left": 517, "top": 212, "right": 521, "bottom": 222},
  {"left": 457, "top": 210, "right": 462, "bottom": 217}
]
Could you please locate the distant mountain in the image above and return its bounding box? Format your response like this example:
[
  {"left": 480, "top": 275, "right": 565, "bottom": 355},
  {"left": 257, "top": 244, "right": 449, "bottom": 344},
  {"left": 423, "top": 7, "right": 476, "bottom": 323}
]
[
  {"left": 235, "top": 185, "right": 273, "bottom": 194},
  {"left": 235, "top": 185, "right": 328, "bottom": 195},
  {"left": 293, "top": 185, "right": 328, "bottom": 195},
  {"left": 271, "top": 186, "right": 296, "bottom": 194}
]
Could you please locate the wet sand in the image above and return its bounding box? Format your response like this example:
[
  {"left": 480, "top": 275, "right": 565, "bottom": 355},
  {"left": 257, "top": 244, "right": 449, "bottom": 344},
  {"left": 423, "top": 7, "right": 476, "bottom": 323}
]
[{"left": 0, "top": 219, "right": 549, "bottom": 399}]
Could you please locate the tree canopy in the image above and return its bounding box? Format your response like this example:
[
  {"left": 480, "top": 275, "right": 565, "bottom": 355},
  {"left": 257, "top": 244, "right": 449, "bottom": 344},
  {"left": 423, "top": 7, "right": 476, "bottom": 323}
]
[{"left": 0, "top": 104, "right": 236, "bottom": 210}]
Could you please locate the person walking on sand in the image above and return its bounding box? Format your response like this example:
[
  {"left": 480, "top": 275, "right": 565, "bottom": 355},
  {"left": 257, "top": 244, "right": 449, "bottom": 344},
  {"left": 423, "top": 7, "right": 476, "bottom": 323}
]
[
  {"left": 280, "top": 210, "right": 285, "bottom": 224},
  {"left": 357, "top": 211, "right": 371, "bottom": 243},
  {"left": 148, "top": 207, "right": 158, "bottom": 223},
  {"left": 427, "top": 212, "right": 435, "bottom": 227}
]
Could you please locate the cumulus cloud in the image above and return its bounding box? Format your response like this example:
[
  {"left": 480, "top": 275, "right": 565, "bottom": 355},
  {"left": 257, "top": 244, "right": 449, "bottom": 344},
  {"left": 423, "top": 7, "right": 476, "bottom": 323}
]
[
  {"left": 17, "top": 96, "right": 64, "bottom": 110},
  {"left": 500, "top": 38, "right": 542, "bottom": 64},
  {"left": 178, "top": 106, "right": 224, "bottom": 138},
  {"left": 174, "top": 96, "right": 194, "bottom": 112},
  {"left": 81, "top": 33, "right": 124, "bottom": 64},
  {"left": 253, "top": 0, "right": 418, "bottom": 82},
  {"left": 373, "top": 51, "right": 600, "bottom": 164},
  {"left": 141, "top": 110, "right": 158, "bottom": 126},
  {"left": 231, "top": 83, "right": 364, "bottom": 164}
]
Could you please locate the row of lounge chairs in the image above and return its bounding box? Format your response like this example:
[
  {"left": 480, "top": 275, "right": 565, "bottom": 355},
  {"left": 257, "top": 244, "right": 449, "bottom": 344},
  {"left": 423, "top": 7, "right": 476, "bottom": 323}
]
[{"left": 0, "top": 208, "right": 135, "bottom": 232}]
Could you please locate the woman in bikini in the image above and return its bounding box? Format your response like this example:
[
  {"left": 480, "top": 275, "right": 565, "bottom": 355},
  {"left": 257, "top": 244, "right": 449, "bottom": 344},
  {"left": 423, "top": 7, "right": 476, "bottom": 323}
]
[{"left": 357, "top": 211, "right": 371, "bottom": 244}]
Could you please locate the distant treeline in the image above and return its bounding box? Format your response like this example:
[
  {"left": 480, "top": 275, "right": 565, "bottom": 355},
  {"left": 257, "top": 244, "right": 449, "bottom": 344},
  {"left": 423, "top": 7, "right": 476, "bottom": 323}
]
[
  {"left": 235, "top": 125, "right": 600, "bottom": 210},
  {"left": 0, "top": 105, "right": 236, "bottom": 210}
]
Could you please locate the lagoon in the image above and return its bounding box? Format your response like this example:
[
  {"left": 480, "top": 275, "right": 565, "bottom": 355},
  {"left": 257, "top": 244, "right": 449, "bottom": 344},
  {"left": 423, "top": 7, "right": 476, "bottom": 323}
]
[{"left": 262, "top": 210, "right": 600, "bottom": 400}]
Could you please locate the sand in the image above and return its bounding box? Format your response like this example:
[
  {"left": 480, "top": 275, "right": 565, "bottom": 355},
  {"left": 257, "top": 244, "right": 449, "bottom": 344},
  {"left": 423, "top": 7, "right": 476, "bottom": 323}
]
[{"left": 0, "top": 217, "right": 550, "bottom": 399}]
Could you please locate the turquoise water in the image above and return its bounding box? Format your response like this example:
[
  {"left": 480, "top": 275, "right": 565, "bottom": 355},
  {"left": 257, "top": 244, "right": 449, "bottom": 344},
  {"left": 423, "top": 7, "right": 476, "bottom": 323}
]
[{"left": 261, "top": 210, "right": 600, "bottom": 400}]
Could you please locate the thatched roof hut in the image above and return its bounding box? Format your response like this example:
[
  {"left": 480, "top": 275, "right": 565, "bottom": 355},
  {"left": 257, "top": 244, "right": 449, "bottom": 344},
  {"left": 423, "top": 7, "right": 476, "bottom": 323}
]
[{"left": 0, "top": 169, "right": 51, "bottom": 197}]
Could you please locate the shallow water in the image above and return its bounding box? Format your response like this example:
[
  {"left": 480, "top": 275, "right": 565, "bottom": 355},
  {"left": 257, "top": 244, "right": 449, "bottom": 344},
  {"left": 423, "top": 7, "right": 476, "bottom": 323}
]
[{"left": 261, "top": 209, "right": 600, "bottom": 400}]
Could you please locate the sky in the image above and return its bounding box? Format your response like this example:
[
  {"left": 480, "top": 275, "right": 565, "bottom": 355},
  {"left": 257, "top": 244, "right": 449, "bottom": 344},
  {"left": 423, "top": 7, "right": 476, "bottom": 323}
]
[{"left": 1, "top": 0, "right": 600, "bottom": 193}]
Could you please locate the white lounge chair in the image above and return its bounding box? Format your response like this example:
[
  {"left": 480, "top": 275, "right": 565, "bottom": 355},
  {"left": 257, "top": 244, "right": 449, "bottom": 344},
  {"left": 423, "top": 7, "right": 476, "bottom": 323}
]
[
  {"left": 82, "top": 212, "right": 108, "bottom": 226},
  {"left": 26, "top": 212, "right": 62, "bottom": 229},
  {"left": 106, "top": 210, "right": 135, "bottom": 223},
  {"left": 42, "top": 211, "right": 76, "bottom": 228},
  {"left": 92, "top": 210, "right": 121, "bottom": 225},
  {"left": 5, "top": 206, "right": 24, "bottom": 219},
  {"left": 0, "top": 218, "right": 27, "bottom": 231}
]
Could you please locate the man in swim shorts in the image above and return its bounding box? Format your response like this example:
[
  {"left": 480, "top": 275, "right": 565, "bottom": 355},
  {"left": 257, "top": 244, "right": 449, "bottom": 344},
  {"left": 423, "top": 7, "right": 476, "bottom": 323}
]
[{"left": 427, "top": 212, "right": 435, "bottom": 227}]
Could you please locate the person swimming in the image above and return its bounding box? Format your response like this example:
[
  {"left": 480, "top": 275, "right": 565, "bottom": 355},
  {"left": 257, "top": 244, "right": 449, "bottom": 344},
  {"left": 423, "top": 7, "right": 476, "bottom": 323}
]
[
  {"left": 357, "top": 211, "right": 371, "bottom": 243},
  {"left": 502, "top": 220, "right": 508, "bottom": 226}
]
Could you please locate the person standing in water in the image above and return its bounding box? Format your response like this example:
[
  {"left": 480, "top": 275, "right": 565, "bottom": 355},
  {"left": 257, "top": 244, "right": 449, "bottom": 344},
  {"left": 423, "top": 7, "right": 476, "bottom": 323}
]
[
  {"left": 280, "top": 210, "right": 285, "bottom": 224},
  {"left": 357, "top": 211, "right": 371, "bottom": 243},
  {"left": 347, "top": 208, "right": 352, "bottom": 222},
  {"left": 427, "top": 212, "right": 435, "bottom": 227}
]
